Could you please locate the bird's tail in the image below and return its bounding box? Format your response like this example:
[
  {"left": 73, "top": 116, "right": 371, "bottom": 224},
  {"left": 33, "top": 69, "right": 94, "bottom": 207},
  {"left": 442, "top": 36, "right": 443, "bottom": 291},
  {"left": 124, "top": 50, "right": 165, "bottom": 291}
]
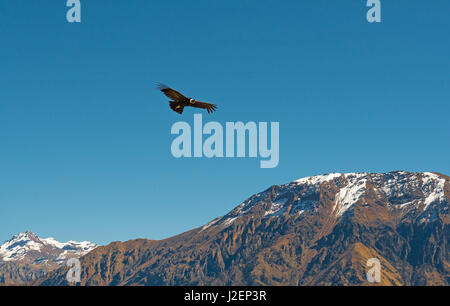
[{"left": 169, "top": 101, "right": 184, "bottom": 114}]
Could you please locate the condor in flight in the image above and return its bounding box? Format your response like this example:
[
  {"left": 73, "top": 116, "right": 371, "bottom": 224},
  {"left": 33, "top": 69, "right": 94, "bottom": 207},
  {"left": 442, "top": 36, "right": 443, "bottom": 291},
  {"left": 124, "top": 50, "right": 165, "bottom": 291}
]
[{"left": 157, "top": 83, "right": 218, "bottom": 114}]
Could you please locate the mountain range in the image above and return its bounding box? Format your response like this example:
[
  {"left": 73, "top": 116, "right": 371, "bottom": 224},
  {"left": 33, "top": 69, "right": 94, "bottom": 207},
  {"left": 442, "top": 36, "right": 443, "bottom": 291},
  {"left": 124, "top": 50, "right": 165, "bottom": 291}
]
[
  {"left": 31, "top": 171, "right": 448, "bottom": 286},
  {"left": 0, "top": 231, "right": 96, "bottom": 285}
]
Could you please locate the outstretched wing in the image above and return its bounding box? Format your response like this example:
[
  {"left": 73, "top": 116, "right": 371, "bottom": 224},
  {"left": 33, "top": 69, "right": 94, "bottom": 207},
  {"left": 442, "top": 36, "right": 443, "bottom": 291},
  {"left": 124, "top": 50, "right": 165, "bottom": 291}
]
[
  {"left": 157, "top": 83, "right": 187, "bottom": 102},
  {"left": 193, "top": 101, "right": 218, "bottom": 114}
]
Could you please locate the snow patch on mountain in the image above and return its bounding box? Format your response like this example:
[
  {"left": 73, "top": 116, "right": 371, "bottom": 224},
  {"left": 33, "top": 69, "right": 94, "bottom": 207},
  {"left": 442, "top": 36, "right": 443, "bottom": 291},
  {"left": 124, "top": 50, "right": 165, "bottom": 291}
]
[
  {"left": 200, "top": 218, "right": 220, "bottom": 232},
  {"left": 422, "top": 172, "right": 446, "bottom": 209},
  {"left": 265, "top": 198, "right": 288, "bottom": 217},
  {"left": 223, "top": 217, "right": 238, "bottom": 226},
  {"left": 295, "top": 173, "right": 343, "bottom": 185},
  {"left": 333, "top": 174, "right": 367, "bottom": 216}
]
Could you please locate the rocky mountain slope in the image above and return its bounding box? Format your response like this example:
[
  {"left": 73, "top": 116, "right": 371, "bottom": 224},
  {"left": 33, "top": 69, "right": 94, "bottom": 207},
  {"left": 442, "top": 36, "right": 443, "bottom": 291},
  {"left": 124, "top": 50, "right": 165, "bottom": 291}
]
[
  {"left": 0, "top": 231, "right": 96, "bottom": 285},
  {"left": 35, "top": 171, "right": 449, "bottom": 286}
]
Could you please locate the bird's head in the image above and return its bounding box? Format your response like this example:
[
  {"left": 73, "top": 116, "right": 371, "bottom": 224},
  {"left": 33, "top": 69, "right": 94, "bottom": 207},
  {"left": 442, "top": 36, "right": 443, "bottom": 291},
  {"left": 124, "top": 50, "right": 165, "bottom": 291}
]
[{"left": 189, "top": 98, "right": 196, "bottom": 104}]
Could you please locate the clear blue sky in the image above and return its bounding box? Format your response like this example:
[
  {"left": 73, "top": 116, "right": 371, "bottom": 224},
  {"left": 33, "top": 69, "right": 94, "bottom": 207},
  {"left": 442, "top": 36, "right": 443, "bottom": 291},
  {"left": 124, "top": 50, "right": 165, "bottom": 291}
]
[{"left": 1, "top": 1, "right": 449, "bottom": 245}]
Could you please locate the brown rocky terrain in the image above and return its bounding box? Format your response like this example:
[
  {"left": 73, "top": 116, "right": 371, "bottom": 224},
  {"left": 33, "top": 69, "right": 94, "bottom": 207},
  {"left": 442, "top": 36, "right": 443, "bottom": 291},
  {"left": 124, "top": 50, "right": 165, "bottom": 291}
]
[{"left": 34, "top": 171, "right": 449, "bottom": 286}]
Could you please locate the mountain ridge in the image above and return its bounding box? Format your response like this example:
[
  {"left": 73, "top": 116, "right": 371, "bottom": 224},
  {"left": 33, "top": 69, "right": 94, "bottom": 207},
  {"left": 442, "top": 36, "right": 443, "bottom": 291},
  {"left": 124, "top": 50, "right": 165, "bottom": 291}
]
[{"left": 32, "top": 171, "right": 450, "bottom": 285}]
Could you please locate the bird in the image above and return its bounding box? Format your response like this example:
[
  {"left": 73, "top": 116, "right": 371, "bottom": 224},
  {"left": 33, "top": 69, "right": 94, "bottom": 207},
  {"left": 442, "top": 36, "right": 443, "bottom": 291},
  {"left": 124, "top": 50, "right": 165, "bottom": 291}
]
[{"left": 157, "top": 83, "right": 218, "bottom": 114}]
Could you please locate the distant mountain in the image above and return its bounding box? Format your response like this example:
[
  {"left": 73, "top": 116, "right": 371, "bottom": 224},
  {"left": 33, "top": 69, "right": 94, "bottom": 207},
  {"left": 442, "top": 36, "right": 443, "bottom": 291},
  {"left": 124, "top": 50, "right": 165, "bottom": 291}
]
[
  {"left": 36, "top": 171, "right": 449, "bottom": 286},
  {"left": 0, "top": 231, "right": 96, "bottom": 285}
]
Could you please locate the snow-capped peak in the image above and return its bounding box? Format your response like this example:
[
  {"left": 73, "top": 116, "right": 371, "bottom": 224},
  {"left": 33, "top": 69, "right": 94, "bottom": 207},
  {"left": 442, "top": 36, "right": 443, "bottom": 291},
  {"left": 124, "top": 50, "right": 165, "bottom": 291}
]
[
  {"left": 0, "top": 231, "right": 96, "bottom": 263},
  {"left": 199, "top": 171, "right": 448, "bottom": 230},
  {"left": 295, "top": 172, "right": 345, "bottom": 185}
]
